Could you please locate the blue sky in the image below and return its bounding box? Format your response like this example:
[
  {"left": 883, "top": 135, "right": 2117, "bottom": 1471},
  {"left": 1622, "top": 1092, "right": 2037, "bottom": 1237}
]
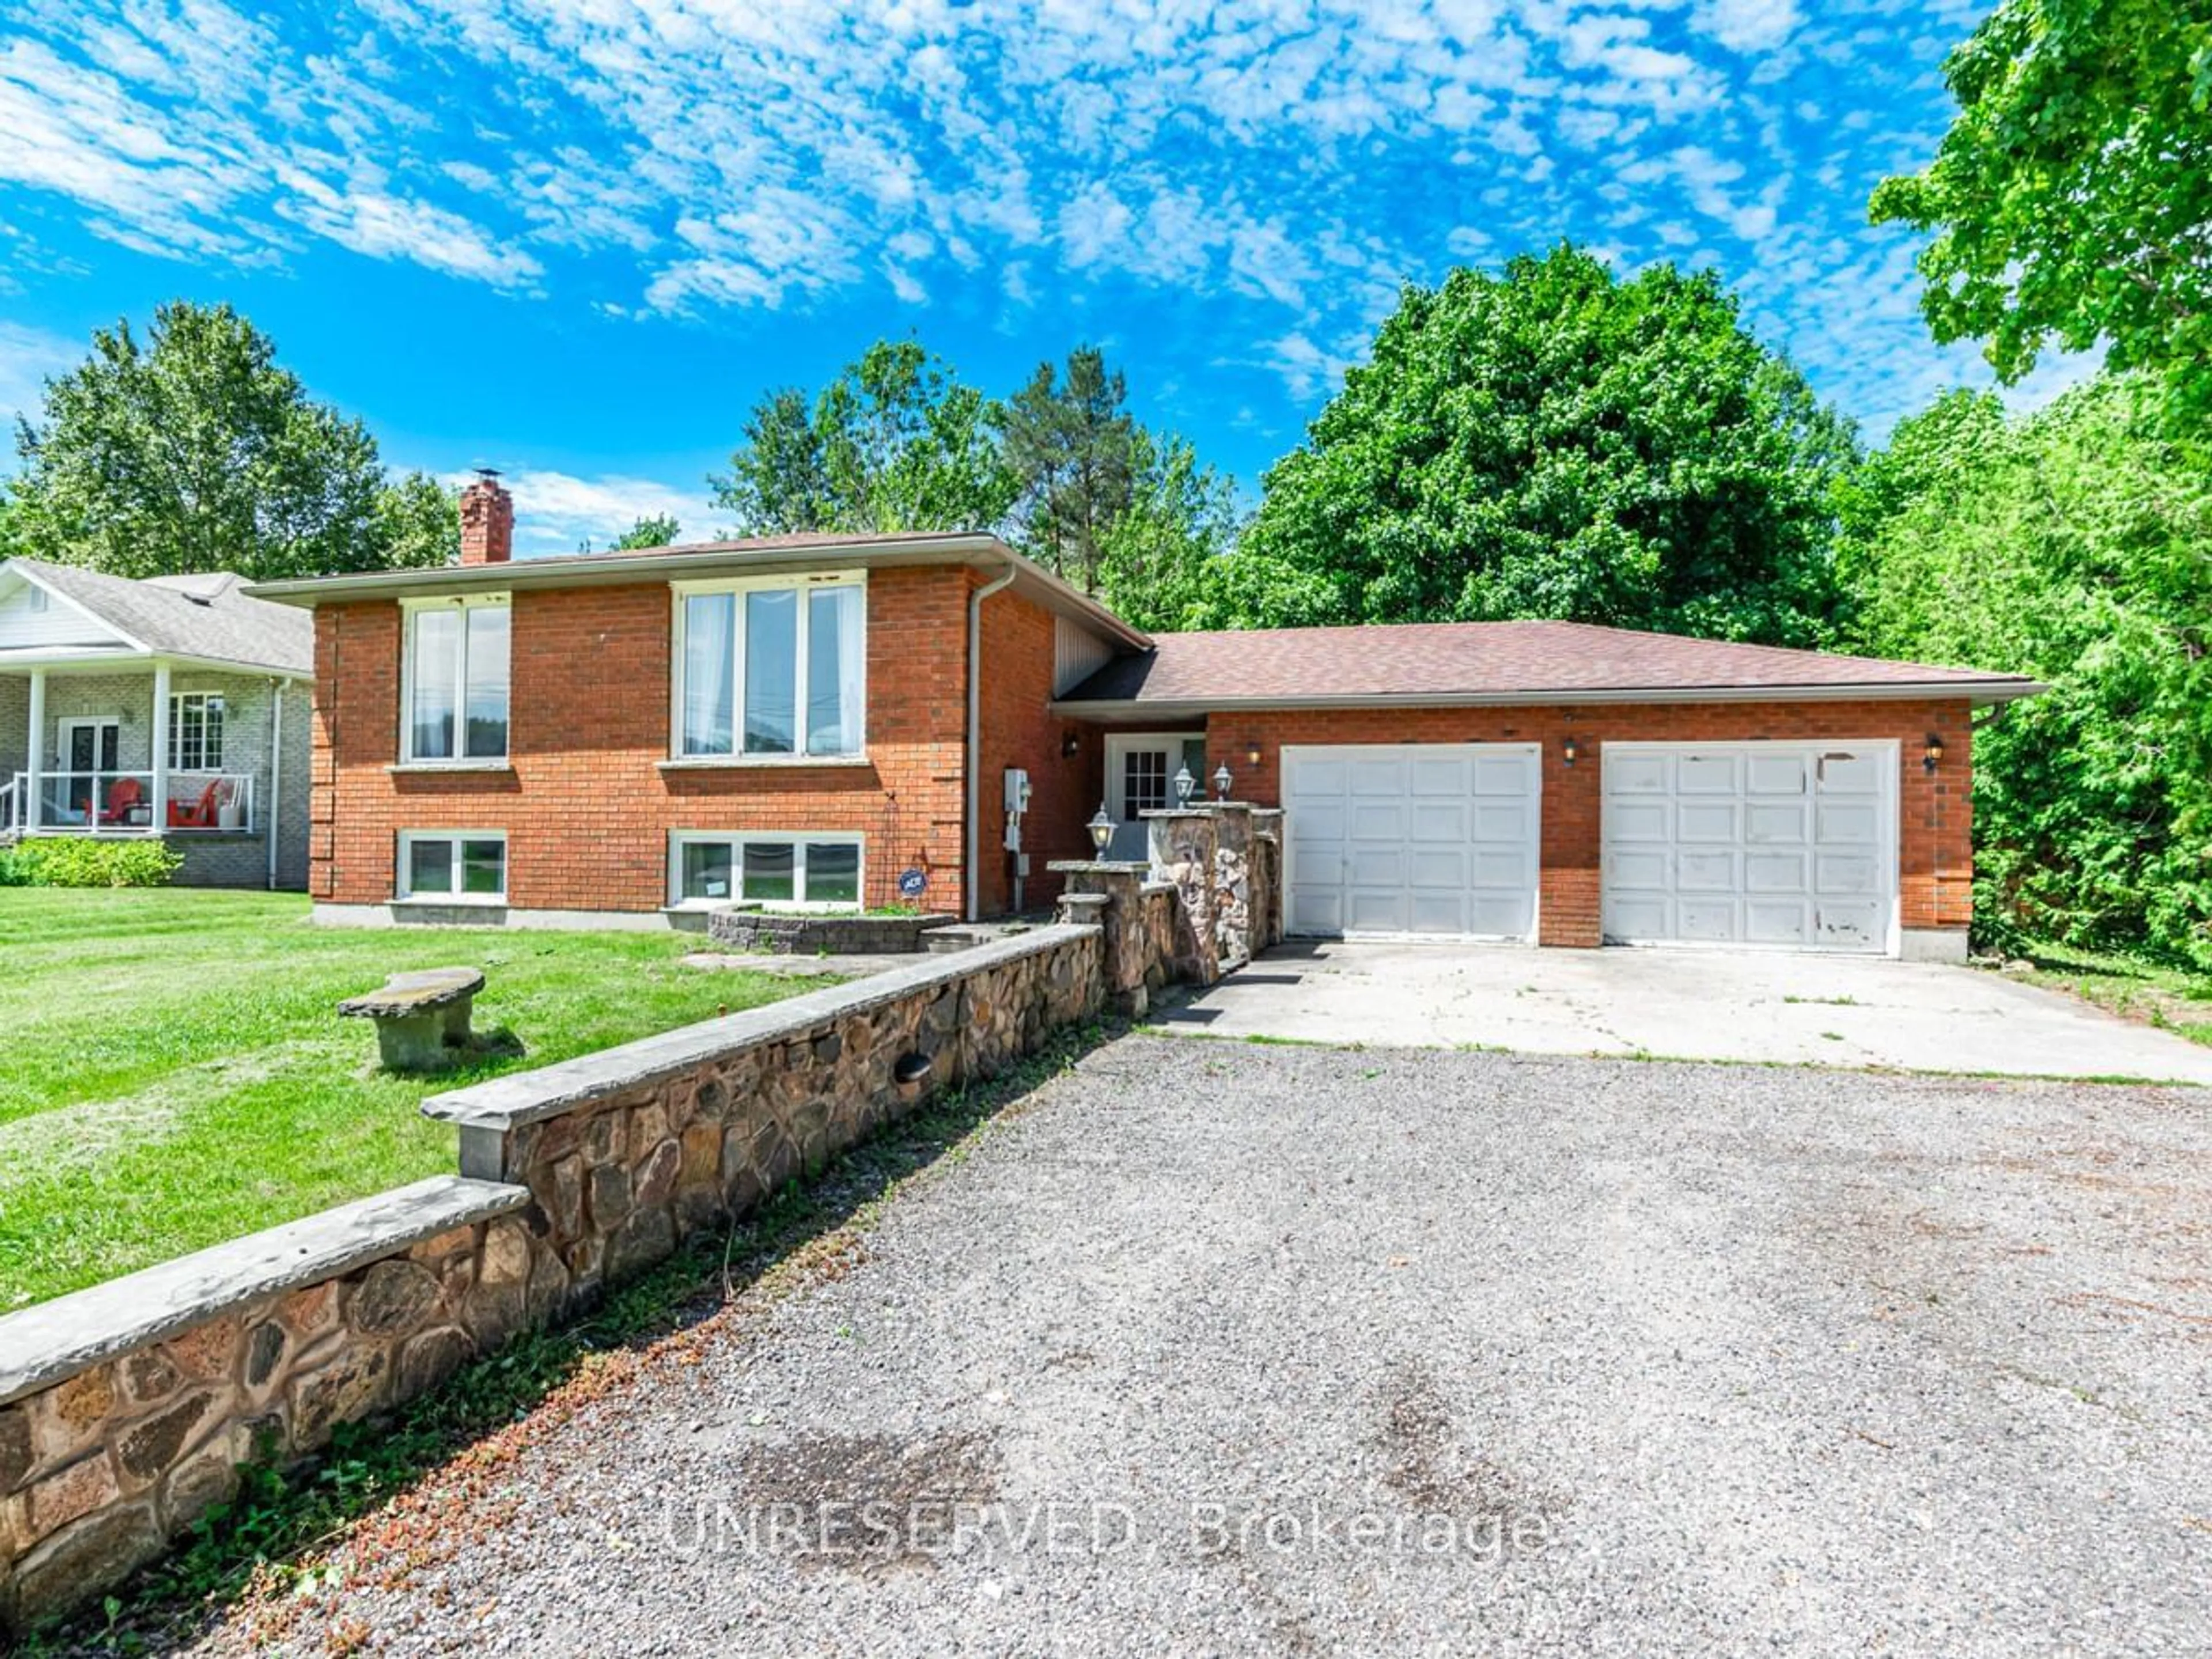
[{"left": 0, "top": 0, "right": 2087, "bottom": 556}]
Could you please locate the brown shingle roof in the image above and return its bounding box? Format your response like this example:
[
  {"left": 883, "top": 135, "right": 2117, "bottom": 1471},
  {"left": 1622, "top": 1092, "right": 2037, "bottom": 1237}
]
[{"left": 1058, "top": 620, "right": 2040, "bottom": 708}]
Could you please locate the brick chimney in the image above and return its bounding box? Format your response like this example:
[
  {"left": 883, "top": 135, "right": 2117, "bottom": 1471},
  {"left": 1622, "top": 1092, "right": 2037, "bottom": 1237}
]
[{"left": 459, "top": 469, "right": 514, "bottom": 566}]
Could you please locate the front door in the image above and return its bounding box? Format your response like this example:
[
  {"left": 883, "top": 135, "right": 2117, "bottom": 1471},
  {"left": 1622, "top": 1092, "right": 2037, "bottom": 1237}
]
[
  {"left": 57, "top": 717, "right": 120, "bottom": 825},
  {"left": 1104, "top": 733, "right": 1209, "bottom": 859}
]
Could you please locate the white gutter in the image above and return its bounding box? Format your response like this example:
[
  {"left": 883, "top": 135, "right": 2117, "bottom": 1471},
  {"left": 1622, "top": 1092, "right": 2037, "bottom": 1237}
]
[
  {"left": 964, "top": 555, "right": 1018, "bottom": 921},
  {"left": 1048, "top": 679, "right": 2048, "bottom": 719}
]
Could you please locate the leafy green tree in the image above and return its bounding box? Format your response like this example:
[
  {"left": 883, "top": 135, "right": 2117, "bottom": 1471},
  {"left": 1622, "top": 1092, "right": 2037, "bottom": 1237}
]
[
  {"left": 1224, "top": 246, "right": 1858, "bottom": 644},
  {"left": 711, "top": 340, "right": 1017, "bottom": 535},
  {"left": 371, "top": 471, "right": 461, "bottom": 570},
  {"left": 613, "top": 513, "right": 682, "bottom": 550},
  {"left": 1002, "top": 346, "right": 1136, "bottom": 590},
  {"left": 1872, "top": 0, "right": 2212, "bottom": 434},
  {"left": 1840, "top": 374, "right": 2212, "bottom": 966},
  {"left": 1092, "top": 431, "right": 1241, "bottom": 631},
  {"left": 8, "top": 301, "right": 415, "bottom": 579}
]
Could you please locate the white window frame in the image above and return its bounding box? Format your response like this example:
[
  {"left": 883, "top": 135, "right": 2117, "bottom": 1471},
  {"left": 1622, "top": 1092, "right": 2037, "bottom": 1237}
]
[
  {"left": 667, "top": 831, "right": 865, "bottom": 911},
  {"left": 395, "top": 830, "right": 509, "bottom": 904},
  {"left": 399, "top": 594, "right": 512, "bottom": 766},
  {"left": 667, "top": 571, "right": 868, "bottom": 764},
  {"left": 167, "top": 692, "right": 225, "bottom": 772}
]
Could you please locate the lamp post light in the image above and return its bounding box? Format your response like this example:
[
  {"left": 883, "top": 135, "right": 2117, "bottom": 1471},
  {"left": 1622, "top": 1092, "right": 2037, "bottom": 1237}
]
[
  {"left": 1173, "top": 763, "right": 1197, "bottom": 807},
  {"left": 1088, "top": 804, "right": 1115, "bottom": 855},
  {"left": 1212, "top": 762, "right": 1233, "bottom": 801}
]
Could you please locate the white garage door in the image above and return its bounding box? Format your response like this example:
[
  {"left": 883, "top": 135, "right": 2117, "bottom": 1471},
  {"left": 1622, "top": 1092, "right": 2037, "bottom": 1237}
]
[
  {"left": 1602, "top": 742, "right": 1897, "bottom": 953},
  {"left": 1283, "top": 744, "right": 1540, "bottom": 941}
]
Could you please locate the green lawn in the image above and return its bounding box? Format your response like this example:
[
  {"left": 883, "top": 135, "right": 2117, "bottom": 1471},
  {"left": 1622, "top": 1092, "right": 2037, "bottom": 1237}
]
[
  {"left": 2002, "top": 940, "right": 2212, "bottom": 1047},
  {"left": 0, "top": 891, "right": 824, "bottom": 1309}
]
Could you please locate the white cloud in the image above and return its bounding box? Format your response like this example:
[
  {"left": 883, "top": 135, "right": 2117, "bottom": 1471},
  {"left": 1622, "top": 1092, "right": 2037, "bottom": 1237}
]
[
  {"left": 0, "top": 0, "right": 2030, "bottom": 442},
  {"left": 448, "top": 467, "right": 721, "bottom": 558},
  {"left": 0, "top": 320, "right": 81, "bottom": 429}
]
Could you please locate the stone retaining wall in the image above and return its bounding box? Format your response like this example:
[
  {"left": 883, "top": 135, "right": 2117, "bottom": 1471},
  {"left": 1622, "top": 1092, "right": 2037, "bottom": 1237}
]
[
  {"left": 0, "top": 1179, "right": 528, "bottom": 1625},
  {"left": 703, "top": 908, "right": 958, "bottom": 956},
  {"left": 426, "top": 929, "right": 1107, "bottom": 1321},
  {"left": 0, "top": 926, "right": 1112, "bottom": 1636}
]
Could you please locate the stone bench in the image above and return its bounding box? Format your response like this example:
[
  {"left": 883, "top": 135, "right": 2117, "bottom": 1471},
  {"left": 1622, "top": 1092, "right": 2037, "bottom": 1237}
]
[{"left": 339, "top": 968, "right": 486, "bottom": 1072}]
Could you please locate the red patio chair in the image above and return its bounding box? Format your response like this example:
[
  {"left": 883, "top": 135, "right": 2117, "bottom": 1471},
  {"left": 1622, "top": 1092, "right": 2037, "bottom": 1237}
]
[
  {"left": 168, "top": 779, "right": 221, "bottom": 829},
  {"left": 97, "top": 777, "right": 143, "bottom": 825}
]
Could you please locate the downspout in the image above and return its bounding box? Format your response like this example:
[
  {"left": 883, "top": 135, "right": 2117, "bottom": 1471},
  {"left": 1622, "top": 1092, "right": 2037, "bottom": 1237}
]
[
  {"left": 266, "top": 677, "right": 285, "bottom": 891},
  {"left": 965, "top": 555, "right": 1018, "bottom": 921}
]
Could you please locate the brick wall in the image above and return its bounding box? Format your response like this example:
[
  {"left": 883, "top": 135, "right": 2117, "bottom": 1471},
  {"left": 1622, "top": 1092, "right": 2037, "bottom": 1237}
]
[
  {"left": 1206, "top": 699, "right": 1974, "bottom": 946},
  {"left": 313, "top": 567, "right": 975, "bottom": 914},
  {"left": 976, "top": 583, "right": 1100, "bottom": 916}
]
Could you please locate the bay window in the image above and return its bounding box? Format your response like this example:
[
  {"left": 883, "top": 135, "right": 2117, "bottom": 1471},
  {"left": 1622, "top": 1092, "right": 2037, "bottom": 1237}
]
[
  {"left": 404, "top": 596, "right": 510, "bottom": 763},
  {"left": 670, "top": 834, "right": 863, "bottom": 908},
  {"left": 675, "top": 575, "right": 863, "bottom": 760}
]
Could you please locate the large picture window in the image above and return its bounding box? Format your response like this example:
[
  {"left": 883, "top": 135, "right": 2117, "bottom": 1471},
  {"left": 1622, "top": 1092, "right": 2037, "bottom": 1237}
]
[
  {"left": 397, "top": 831, "right": 508, "bottom": 902},
  {"left": 676, "top": 577, "right": 863, "bottom": 759},
  {"left": 168, "top": 693, "right": 225, "bottom": 771},
  {"left": 404, "top": 597, "right": 510, "bottom": 763},
  {"left": 669, "top": 834, "right": 862, "bottom": 908}
]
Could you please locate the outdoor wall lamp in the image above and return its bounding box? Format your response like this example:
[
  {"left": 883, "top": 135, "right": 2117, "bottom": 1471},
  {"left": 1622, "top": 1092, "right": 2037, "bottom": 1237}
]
[
  {"left": 1173, "top": 763, "right": 1197, "bottom": 806},
  {"left": 1213, "top": 763, "right": 1234, "bottom": 801},
  {"left": 1561, "top": 736, "right": 1581, "bottom": 767},
  {"left": 1088, "top": 804, "right": 1115, "bottom": 854},
  {"left": 1924, "top": 733, "right": 1945, "bottom": 775},
  {"left": 1061, "top": 730, "right": 1081, "bottom": 759},
  {"left": 1245, "top": 740, "right": 1263, "bottom": 768}
]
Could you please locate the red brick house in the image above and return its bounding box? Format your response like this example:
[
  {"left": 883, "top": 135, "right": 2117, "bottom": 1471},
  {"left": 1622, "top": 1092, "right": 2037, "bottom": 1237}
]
[{"left": 248, "top": 476, "right": 2040, "bottom": 960}]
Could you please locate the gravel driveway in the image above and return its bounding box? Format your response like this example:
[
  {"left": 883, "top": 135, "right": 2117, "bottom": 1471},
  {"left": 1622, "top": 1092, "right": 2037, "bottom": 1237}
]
[{"left": 183, "top": 1037, "right": 2212, "bottom": 1656}]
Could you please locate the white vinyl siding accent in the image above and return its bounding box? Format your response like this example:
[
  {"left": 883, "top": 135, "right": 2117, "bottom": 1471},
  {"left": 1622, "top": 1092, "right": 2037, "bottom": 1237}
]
[
  {"left": 0, "top": 579, "right": 119, "bottom": 650},
  {"left": 1283, "top": 743, "right": 1541, "bottom": 941},
  {"left": 1601, "top": 741, "right": 1898, "bottom": 953},
  {"left": 1053, "top": 616, "right": 1114, "bottom": 696}
]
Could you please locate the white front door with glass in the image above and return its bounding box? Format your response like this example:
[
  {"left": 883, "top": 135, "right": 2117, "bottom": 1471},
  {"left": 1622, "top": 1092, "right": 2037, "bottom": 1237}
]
[
  {"left": 1103, "top": 733, "right": 1209, "bottom": 860},
  {"left": 55, "top": 717, "right": 122, "bottom": 827}
]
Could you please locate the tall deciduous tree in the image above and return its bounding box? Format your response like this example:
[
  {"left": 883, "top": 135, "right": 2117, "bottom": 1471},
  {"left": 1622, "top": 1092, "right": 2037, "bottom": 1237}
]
[
  {"left": 1840, "top": 374, "right": 2212, "bottom": 967},
  {"left": 372, "top": 471, "right": 461, "bottom": 570},
  {"left": 8, "top": 301, "right": 437, "bottom": 578},
  {"left": 1092, "top": 431, "right": 1239, "bottom": 631},
  {"left": 1002, "top": 346, "right": 1136, "bottom": 590},
  {"left": 613, "top": 513, "right": 683, "bottom": 550},
  {"left": 1223, "top": 246, "right": 1858, "bottom": 644},
  {"left": 1872, "top": 0, "right": 2212, "bottom": 435},
  {"left": 710, "top": 340, "right": 1017, "bottom": 535}
]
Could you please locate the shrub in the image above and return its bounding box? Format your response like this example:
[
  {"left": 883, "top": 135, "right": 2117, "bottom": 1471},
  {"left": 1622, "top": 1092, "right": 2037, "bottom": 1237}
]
[{"left": 6, "top": 836, "right": 184, "bottom": 888}]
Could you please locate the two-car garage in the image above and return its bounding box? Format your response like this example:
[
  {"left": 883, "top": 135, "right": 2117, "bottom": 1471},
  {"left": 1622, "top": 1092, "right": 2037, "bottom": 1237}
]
[{"left": 1282, "top": 739, "right": 1900, "bottom": 955}]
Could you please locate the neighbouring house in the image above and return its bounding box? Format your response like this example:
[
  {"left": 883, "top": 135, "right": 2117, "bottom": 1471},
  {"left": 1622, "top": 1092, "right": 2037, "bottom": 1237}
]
[
  {"left": 0, "top": 559, "right": 313, "bottom": 888},
  {"left": 247, "top": 475, "right": 2041, "bottom": 959}
]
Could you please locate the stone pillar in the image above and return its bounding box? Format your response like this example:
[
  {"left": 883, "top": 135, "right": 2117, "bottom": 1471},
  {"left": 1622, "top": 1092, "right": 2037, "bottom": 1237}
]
[
  {"left": 1142, "top": 810, "right": 1221, "bottom": 985},
  {"left": 1048, "top": 860, "right": 1156, "bottom": 1013},
  {"left": 1210, "top": 804, "right": 1255, "bottom": 967},
  {"left": 1251, "top": 808, "right": 1285, "bottom": 948}
]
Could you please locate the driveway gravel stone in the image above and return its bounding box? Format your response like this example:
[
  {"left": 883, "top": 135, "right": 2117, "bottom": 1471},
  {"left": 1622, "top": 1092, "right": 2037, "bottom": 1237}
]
[{"left": 179, "top": 1037, "right": 2212, "bottom": 1656}]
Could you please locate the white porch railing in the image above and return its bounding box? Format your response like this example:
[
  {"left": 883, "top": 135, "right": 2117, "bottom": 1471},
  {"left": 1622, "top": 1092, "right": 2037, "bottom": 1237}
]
[{"left": 8, "top": 771, "right": 256, "bottom": 835}]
